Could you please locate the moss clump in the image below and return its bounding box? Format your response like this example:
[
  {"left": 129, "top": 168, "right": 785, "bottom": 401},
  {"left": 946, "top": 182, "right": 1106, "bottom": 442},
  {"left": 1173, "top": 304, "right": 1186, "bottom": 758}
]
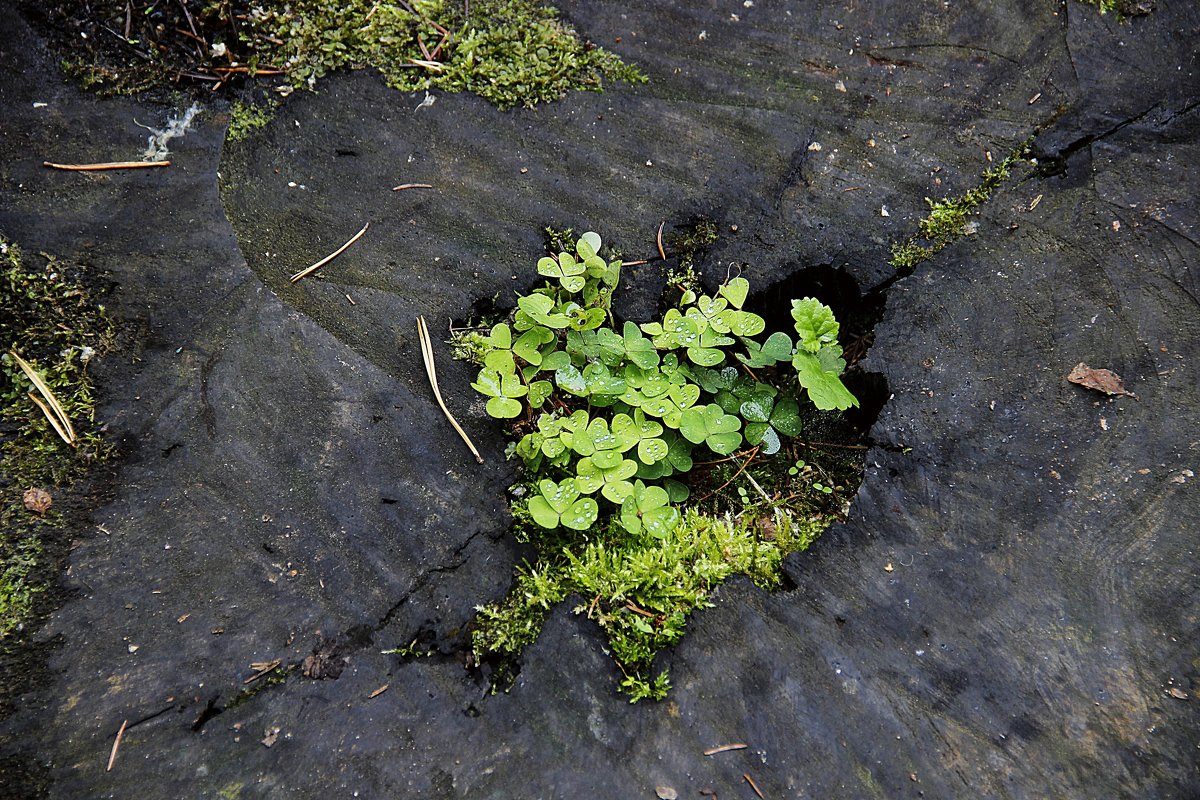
[
  {"left": 889, "top": 143, "right": 1030, "bottom": 272},
  {"left": 226, "top": 98, "right": 277, "bottom": 142},
  {"left": 1073, "top": 0, "right": 1152, "bottom": 17},
  {"left": 245, "top": 0, "right": 646, "bottom": 109},
  {"left": 474, "top": 504, "right": 826, "bottom": 700},
  {"left": 0, "top": 237, "right": 114, "bottom": 637}
]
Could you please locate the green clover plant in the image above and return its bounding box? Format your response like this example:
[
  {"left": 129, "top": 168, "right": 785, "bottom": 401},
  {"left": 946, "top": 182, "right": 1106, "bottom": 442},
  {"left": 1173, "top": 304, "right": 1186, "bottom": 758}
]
[{"left": 457, "top": 231, "right": 859, "bottom": 700}]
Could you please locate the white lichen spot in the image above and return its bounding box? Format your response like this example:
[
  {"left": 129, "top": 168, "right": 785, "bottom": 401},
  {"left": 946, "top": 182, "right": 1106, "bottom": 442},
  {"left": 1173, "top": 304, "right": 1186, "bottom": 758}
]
[{"left": 141, "top": 102, "right": 201, "bottom": 161}]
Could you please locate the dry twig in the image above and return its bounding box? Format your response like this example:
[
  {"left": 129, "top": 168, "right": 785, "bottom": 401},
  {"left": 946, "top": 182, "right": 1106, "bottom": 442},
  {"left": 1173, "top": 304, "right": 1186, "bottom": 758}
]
[
  {"left": 743, "top": 773, "right": 765, "bottom": 799},
  {"left": 44, "top": 160, "right": 170, "bottom": 171},
  {"left": 417, "top": 315, "right": 484, "bottom": 464},
  {"left": 656, "top": 221, "right": 667, "bottom": 260},
  {"left": 9, "top": 350, "right": 76, "bottom": 446},
  {"left": 244, "top": 659, "right": 282, "bottom": 684},
  {"left": 392, "top": 183, "right": 433, "bottom": 191},
  {"left": 704, "top": 743, "right": 748, "bottom": 756},
  {"left": 289, "top": 222, "right": 369, "bottom": 283},
  {"left": 106, "top": 719, "right": 128, "bottom": 772}
]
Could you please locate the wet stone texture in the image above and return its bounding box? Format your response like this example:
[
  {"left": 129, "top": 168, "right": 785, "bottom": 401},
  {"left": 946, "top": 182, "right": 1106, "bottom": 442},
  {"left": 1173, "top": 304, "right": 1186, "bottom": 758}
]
[{"left": 1, "top": 0, "right": 1198, "bottom": 797}]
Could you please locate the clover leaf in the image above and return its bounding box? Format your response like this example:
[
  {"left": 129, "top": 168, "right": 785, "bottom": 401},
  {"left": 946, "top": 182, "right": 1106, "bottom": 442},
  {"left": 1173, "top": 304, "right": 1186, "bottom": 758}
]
[
  {"left": 620, "top": 481, "right": 680, "bottom": 538},
  {"left": 482, "top": 323, "right": 517, "bottom": 372},
  {"left": 738, "top": 331, "right": 794, "bottom": 368},
  {"left": 679, "top": 403, "right": 743, "bottom": 455},
  {"left": 537, "top": 252, "right": 587, "bottom": 292},
  {"left": 576, "top": 456, "right": 638, "bottom": 503},
  {"left": 718, "top": 276, "right": 750, "bottom": 309},
  {"left": 612, "top": 410, "right": 667, "bottom": 464},
  {"left": 555, "top": 363, "right": 588, "bottom": 396},
  {"left": 622, "top": 321, "right": 659, "bottom": 369},
  {"left": 570, "top": 417, "right": 624, "bottom": 467},
  {"left": 517, "top": 293, "right": 569, "bottom": 329},
  {"left": 582, "top": 362, "right": 627, "bottom": 399},
  {"left": 575, "top": 231, "right": 603, "bottom": 260},
  {"left": 740, "top": 393, "right": 802, "bottom": 455},
  {"left": 528, "top": 478, "right": 599, "bottom": 531},
  {"left": 564, "top": 303, "right": 606, "bottom": 331},
  {"left": 635, "top": 430, "right": 694, "bottom": 479},
  {"left": 472, "top": 366, "right": 528, "bottom": 419},
  {"left": 693, "top": 295, "right": 729, "bottom": 332},
  {"left": 527, "top": 380, "right": 553, "bottom": 409},
  {"left": 686, "top": 328, "right": 734, "bottom": 367},
  {"left": 791, "top": 297, "right": 840, "bottom": 352},
  {"left": 641, "top": 382, "right": 701, "bottom": 428},
  {"left": 717, "top": 309, "right": 766, "bottom": 337},
  {"left": 513, "top": 325, "right": 555, "bottom": 366},
  {"left": 647, "top": 308, "right": 701, "bottom": 349}
]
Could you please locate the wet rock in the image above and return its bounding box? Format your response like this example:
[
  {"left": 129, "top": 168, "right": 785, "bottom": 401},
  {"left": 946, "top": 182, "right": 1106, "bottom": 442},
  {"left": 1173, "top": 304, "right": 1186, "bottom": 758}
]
[{"left": 0, "top": 0, "right": 1197, "bottom": 798}]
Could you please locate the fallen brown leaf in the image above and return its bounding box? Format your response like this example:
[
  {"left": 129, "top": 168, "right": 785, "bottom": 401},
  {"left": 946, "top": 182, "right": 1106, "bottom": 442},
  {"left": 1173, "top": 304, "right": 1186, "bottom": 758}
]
[
  {"left": 1067, "top": 363, "right": 1133, "bottom": 397},
  {"left": 23, "top": 487, "right": 52, "bottom": 514},
  {"left": 655, "top": 786, "right": 678, "bottom": 800}
]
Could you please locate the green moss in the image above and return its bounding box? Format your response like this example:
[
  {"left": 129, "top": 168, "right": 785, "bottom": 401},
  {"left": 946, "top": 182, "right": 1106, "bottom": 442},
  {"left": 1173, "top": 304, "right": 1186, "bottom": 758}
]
[
  {"left": 246, "top": 0, "right": 645, "bottom": 110},
  {"left": 665, "top": 217, "right": 720, "bottom": 293},
  {"left": 888, "top": 142, "right": 1030, "bottom": 272},
  {"left": 226, "top": 98, "right": 277, "bottom": 142},
  {"left": 474, "top": 484, "right": 835, "bottom": 700},
  {"left": 0, "top": 237, "right": 114, "bottom": 638}
]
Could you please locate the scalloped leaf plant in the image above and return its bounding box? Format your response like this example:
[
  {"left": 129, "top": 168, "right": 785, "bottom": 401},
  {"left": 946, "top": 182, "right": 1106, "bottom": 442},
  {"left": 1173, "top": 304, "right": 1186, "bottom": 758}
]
[{"left": 452, "top": 231, "right": 861, "bottom": 700}]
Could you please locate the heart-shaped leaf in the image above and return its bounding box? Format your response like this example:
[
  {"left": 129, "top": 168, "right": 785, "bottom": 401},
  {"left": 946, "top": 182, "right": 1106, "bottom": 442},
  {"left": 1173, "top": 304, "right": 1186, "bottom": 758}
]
[
  {"left": 668, "top": 383, "right": 700, "bottom": 410},
  {"left": 539, "top": 350, "right": 571, "bottom": 372},
  {"left": 529, "top": 479, "right": 598, "bottom": 531},
  {"left": 513, "top": 326, "right": 555, "bottom": 365},
  {"left": 718, "top": 277, "right": 750, "bottom": 309},
  {"left": 620, "top": 480, "right": 677, "bottom": 537},
  {"left": 485, "top": 396, "right": 523, "bottom": 418},
  {"left": 679, "top": 404, "right": 742, "bottom": 454},
  {"left": 770, "top": 397, "right": 802, "bottom": 437},
  {"left": 719, "top": 309, "right": 766, "bottom": 337},
  {"left": 583, "top": 362, "right": 627, "bottom": 396},
  {"left": 577, "top": 231, "right": 602, "bottom": 259},
  {"left": 527, "top": 380, "right": 553, "bottom": 408},
  {"left": 518, "top": 293, "right": 569, "bottom": 329},
  {"left": 740, "top": 392, "right": 774, "bottom": 423},
  {"left": 555, "top": 364, "right": 588, "bottom": 396},
  {"left": 744, "top": 422, "right": 781, "bottom": 455}
]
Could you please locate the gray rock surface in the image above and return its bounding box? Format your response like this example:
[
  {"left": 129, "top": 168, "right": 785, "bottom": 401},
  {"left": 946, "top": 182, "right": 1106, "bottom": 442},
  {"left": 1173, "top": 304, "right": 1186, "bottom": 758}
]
[{"left": 1, "top": 0, "right": 1197, "bottom": 797}]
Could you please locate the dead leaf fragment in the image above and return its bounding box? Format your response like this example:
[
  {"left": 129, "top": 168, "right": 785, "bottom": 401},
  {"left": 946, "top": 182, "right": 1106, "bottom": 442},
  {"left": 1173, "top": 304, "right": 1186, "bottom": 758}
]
[
  {"left": 1067, "top": 363, "right": 1133, "bottom": 397},
  {"left": 23, "top": 487, "right": 52, "bottom": 514},
  {"left": 884, "top": 562, "right": 894, "bottom": 573},
  {"left": 1168, "top": 687, "right": 1188, "bottom": 699},
  {"left": 261, "top": 727, "right": 281, "bottom": 747},
  {"left": 655, "top": 786, "right": 678, "bottom": 800}
]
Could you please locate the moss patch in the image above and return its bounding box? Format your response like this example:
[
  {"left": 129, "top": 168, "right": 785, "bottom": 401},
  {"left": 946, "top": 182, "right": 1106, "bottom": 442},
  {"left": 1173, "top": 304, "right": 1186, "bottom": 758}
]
[
  {"left": 226, "top": 98, "right": 277, "bottom": 142},
  {"left": 888, "top": 142, "right": 1030, "bottom": 272},
  {"left": 0, "top": 237, "right": 114, "bottom": 638},
  {"left": 246, "top": 0, "right": 645, "bottom": 109},
  {"left": 31, "top": 1, "right": 644, "bottom": 110}
]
